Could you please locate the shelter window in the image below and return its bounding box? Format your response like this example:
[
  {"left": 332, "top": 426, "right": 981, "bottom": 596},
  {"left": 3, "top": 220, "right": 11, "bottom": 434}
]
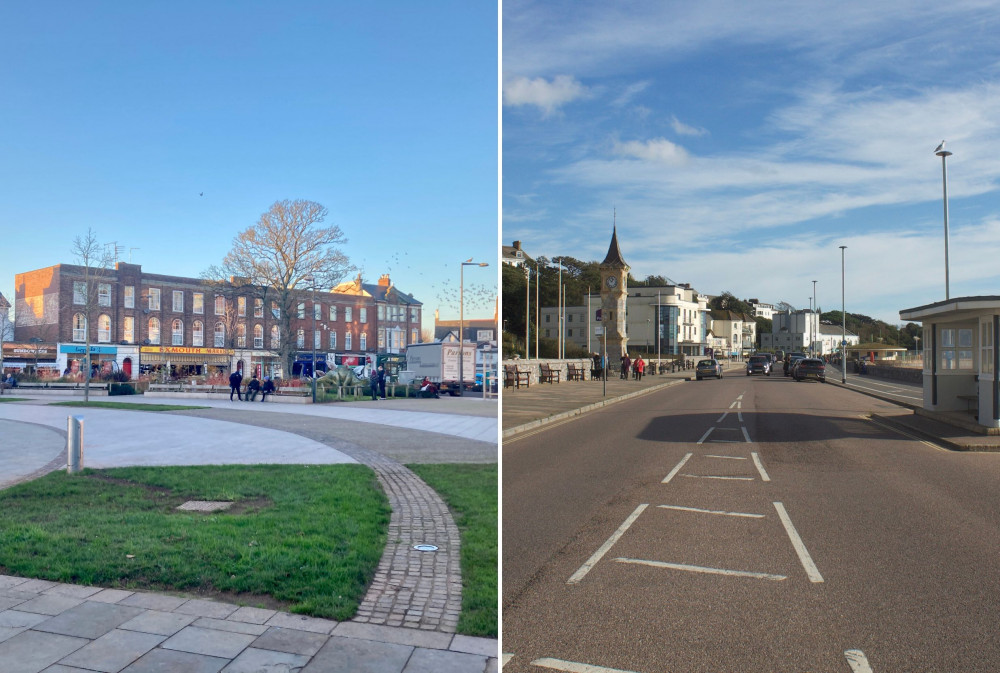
[{"left": 983, "top": 322, "right": 994, "bottom": 375}]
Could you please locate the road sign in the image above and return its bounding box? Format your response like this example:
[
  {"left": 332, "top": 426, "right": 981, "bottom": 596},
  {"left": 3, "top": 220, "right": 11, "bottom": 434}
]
[{"left": 841, "top": 340, "right": 847, "bottom": 346}]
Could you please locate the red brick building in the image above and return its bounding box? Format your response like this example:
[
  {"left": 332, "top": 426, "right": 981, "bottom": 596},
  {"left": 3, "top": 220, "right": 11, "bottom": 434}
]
[{"left": 13, "top": 263, "right": 418, "bottom": 380}]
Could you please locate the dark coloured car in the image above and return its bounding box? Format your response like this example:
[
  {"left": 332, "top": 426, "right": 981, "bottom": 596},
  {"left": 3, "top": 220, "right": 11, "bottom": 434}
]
[
  {"left": 746, "top": 355, "right": 771, "bottom": 376},
  {"left": 793, "top": 358, "right": 826, "bottom": 382},
  {"left": 783, "top": 352, "right": 807, "bottom": 377},
  {"left": 696, "top": 359, "right": 723, "bottom": 380}
]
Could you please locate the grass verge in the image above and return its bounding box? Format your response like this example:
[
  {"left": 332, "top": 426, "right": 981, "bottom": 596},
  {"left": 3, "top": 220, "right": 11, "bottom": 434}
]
[
  {"left": 0, "top": 397, "right": 30, "bottom": 403},
  {"left": 49, "top": 401, "right": 209, "bottom": 411},
  {"left": 0, "top": 465, "right": 389, "bottom": 620},
  {"left": 408, "top": 463, "right": 497, "bottom": 638}
]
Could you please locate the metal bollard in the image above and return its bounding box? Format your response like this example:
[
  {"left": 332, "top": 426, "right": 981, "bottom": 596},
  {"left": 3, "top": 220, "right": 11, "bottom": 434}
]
[{"left": 67, "top": 415, "right": 84, "bottom": 474}]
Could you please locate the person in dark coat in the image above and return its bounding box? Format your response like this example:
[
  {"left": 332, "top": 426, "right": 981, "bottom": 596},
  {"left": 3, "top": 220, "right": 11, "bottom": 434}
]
[
  {"left": 377, "top": 365, "right": 387, "bottom": 400},
  {"left": 369, "top": 366, "right": 379, "bottom": 401},
  {"left": 245, "top": 376, "right": 261, "bottom": 401},
  {"left": 260, "top": 377, "right": 275, "bottom": 402},
  {"left": 229, "top": 370, "right": 243, "bottom": 401}
]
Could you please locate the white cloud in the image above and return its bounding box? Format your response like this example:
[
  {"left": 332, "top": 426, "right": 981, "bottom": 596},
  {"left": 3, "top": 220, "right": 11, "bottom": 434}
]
[
  {"left": 613, "top": 138, "right": 689, "bottom": 165},
  {"left": 670, "top": 115, "right": 708, "bottom": 137},
  {"left": 612, "top": 81, "right": 651, "bottom": 108},
  {"left": 502, "top": 74, "right": 588, "bottom": 116}
]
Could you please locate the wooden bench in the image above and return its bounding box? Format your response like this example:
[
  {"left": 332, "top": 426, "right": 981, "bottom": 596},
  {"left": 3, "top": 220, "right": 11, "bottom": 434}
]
[
  {"left": 538, "top": 363, "right": 561, "bottom": 384},
  {"left": 566, "top": 363, "right": 585, "bottom": 381},
  {"left": 504, "top": 365, "right": 530, "bottom": 389}
]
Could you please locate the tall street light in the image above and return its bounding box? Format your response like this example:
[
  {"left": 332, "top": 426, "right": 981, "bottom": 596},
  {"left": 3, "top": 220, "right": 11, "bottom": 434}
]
[
  {"left": 461, "top": 259, "right": 489, "bottom": 396},
  {"left": 840, "top": 246, "right": 847, "bottom": 384},
  {"left": 935, "top": 141, "right": 953, "bottom": 299},
  {"left": 812, "top": 280, "right": 817, "bottom": 357},
  {"left": 304, "top": 274, "right": 317, "bottom": 404}
]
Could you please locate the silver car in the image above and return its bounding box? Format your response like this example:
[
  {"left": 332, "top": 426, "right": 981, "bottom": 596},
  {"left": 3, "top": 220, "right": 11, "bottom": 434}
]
[{"left": 695, "top": 359, "right": 724, "bottom": 380}]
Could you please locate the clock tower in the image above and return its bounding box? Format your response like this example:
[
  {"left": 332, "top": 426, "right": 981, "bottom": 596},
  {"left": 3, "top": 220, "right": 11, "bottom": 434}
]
[{"left": 599, "top": 226, "right": 630, "bottom": 357}]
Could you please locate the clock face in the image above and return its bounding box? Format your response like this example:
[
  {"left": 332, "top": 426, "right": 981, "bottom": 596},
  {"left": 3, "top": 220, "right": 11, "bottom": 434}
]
[{"left": 605, "top": 276, "right": 618, "bottom": 288}]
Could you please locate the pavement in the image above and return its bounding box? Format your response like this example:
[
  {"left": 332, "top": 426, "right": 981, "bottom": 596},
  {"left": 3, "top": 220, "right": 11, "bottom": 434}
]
[
  {"left": 503, "top": 359, "right": 1000, "bottom": 452},
  {"left": 0, "top": 394, "right": 498, "bottom": 672}
]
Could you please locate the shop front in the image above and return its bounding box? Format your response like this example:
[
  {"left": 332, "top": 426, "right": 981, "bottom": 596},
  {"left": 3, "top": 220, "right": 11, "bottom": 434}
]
[
  {"left": 58, "top": 344, "right": 119, "bottom": 379},
  {"left": 140, "top": 346, "right": 234, "bottom": 380},
  {"left": 2, "top": 342, "right": 58, "bottom": 377}
]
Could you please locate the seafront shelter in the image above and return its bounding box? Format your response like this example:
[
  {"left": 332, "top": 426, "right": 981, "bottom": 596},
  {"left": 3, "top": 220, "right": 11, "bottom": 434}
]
[{"left": 900, "top": 296, "right": 1000, "bottom": 428}]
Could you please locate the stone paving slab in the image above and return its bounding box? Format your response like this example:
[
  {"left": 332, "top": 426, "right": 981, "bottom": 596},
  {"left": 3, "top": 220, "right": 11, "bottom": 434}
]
[{"left": 0, "top": 576, "right": 499, "bottom": 672}]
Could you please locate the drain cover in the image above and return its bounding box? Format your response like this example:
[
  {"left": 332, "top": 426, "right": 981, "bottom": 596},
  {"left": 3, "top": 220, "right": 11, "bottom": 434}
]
[
  {"left": 413, "top": 544, "right": 439, "bottom": 552},
  {"left": 177, "top": 501, "right": 234, "bottom": 512}
]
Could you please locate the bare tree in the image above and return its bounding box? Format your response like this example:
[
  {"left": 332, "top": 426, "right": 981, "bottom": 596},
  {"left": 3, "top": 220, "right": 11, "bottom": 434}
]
[
  {"left": 71, "top": 229, "right": 114, "bottom": 402},
  {"left": 219, "top": 200, "right": 352, "bottom": 375}
]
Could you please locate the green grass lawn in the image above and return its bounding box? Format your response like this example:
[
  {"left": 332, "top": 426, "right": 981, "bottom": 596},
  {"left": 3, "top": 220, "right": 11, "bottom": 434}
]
[
  {"left": 408, "top": 463, "right": 497, "bottom": 638},
  {"left": 49, "top": 401, "right": 210, "bottom": 411},
  {"left": 0, "top": 397, "right": 30, "bottom": 403},
  {"left": 0, "top": 465, "right": 389, "bottom": 620}
]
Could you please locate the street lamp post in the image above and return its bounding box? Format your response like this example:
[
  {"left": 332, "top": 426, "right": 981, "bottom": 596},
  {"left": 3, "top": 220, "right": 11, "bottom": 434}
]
[
  {"left": 935, "top": 141, "right": 953, "bottom": 299},
  {"left": 304, "top": 274, "right": 317, "bottom": 404},
  {"left": 460, "top": 259, "right": 489, "bottom": 396},
  {"left": 840, "top": 246, "right": 847, "bottom": 384},
  {"left": 812, "top": 280, "right": 817, "bottom": 357}
]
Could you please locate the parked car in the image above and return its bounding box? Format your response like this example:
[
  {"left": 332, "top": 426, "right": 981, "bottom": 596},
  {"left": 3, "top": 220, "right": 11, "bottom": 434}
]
[
  {"left": 793, "top": 358, "right": 827, "bottom": 382},
  {"left": 746, "top": 355, "right": 771, "bottom": 376},
  {"left": 783, "top": 352, "right": 807, "bottom": 377},
  {"left": 696, "top": 359, "right": 724, "bottom": 380}
]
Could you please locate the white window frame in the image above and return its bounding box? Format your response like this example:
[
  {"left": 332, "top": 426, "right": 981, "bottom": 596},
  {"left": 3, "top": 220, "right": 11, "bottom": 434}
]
[
  {"left": 73, "top": 313, "right": 87, "bottom": 341},
  {"left": 329, "top": 305, "right": 337, "bottom": 321},
  {"left": 123, "top": 316, "right": 134, "bottom": 343},
  {"left": 193, "top": 321, "right": 204, "bottom": 347},
  {"left": 297, "top": 329, "right": 305, "bottom": 348},
  {"left": 360, "top": 308, "right": 367, "bottom": 324},
  {"left": 172, "top": 319, "right": 184, "bottom": 346},
  {"left": 215, "top": 295, "right": 226, "bottom": 316},
  {"left": 98, "top": 284, "right": 111, "bottom": 307},
  {"left": 345, "top": 331, "right": 352, "bottom": 350},
  {"left": 98, "top": 314, "right": 111, "bottom": 343},
  {"left": 314, "top": 330, "right": 321, "bottom": 349},
  {"left": 73, "top": 282, "right": 86, "bottom": 305},
  {"left": 254, "top": 298, "right": 263, "bottom": 318},
  {"left": 237, "top": 323, "right": 246, "bottom": 347},
  {"left": 173, "top": 290, "right": 184, "bottom": 313},
  {"left": 330, "top": 331, "right": 337, "bottom": 349},
  {"left": 193, "top": 292, "right": 204, "bottom": 314},
  {"left": 149, "top": 317, "right": 161, "bottom": 345},
  {"left": 214, "top": 323, "right": 225, "bottom": 348},
  {"left": 148, "top": 288, "right": 160, "bottom": 311},
  {"left": 124, "top": 286, "right": 135, "bottom": 309},
  {"left": 360, "top": 332, "right": 367, "bottom": 350},
  {"left": 254, "top": 324, "right": 263, "bottom": 348},
  {"left": 270, "top": 325, "right": 280, "bottom": 348},
  {"left": 238, "top": 296, "right": 246, "bottom": 317},
  {"left": 345, "top": 307, "right": 353, "bottom": 323}
]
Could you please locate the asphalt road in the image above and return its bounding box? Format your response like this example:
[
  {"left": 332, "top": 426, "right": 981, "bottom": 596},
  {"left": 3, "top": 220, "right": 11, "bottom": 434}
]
[{"left": 502, "top": 372, "right": 1000, "bottom": 673}]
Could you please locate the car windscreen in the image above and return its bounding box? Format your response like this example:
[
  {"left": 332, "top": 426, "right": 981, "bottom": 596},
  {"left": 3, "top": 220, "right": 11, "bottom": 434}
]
[{"left": 697, "top": 360, "right": 714, "bottom": 366}]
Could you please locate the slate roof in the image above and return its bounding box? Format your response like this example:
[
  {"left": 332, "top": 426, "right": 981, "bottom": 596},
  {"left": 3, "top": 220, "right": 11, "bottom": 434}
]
[{"left": 601, "top": 227, "right": 629, "bottom": 268}]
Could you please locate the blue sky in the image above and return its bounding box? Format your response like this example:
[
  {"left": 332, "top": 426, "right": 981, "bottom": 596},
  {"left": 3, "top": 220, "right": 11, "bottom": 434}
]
[
  {"left": 0, "top": 2, "right": 498, "bottom": 334},
  {"left": 503, "top": 0, "right": 1000, "bottom": 324}
]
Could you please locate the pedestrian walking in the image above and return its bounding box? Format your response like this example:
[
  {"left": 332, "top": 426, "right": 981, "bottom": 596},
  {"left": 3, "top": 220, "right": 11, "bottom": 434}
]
[
  {"left": 621, "top": 354, "right": 631, "bottom": 380},
  {"left": 260, "top": 377, "right": 275, "bottom": 402},
  {"left": 377, "top": 365, "right": 387, "bottom": 400},
  {"left": 369, "top": 365, "right": 379, "bottom": 401},
  {"left": 635, "top": 356, "right": 645, "bottom": 381},
  {"left": 228, "top": 369, "right": 243, "bottom": 401}
]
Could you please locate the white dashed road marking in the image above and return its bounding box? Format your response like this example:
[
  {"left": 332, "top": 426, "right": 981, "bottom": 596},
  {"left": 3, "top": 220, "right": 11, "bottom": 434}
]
[
  {"left": 750, "top": 452, "right": 771, "bottom": 482},
  {"left": 662, "top": 453, "right": 693, "bottom": 483},
  {"left": 705, "top": 454, "right": 747, "bottom": 460},
  {"left": 681, "top": 474, "right": 754, "bottom": 481},
  {"left": 568, "top": 504, "right": 648, "bottom": 584},
  {"left": 657, "top": 504, "right": 764, "bottom": 518},
  {"left": 531, "top": 658, "right": 644, "bottom": 673},
  {"left": 773, "top": 501, "right": 824, "bottom": 583},
  {"left": 616, "top": 557, "right": 787, "bottom": 581},
  {"left": 845, "top": 649, "right": 874, "bottom": 672}
]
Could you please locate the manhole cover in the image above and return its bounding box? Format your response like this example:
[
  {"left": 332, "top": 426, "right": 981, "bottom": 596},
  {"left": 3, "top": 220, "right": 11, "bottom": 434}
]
[
  {"left": 177, "top": 501, "right": 234, "bottom": 512},
  {"left": 413, "top": 544, "right": 439, "bottom": 552}
]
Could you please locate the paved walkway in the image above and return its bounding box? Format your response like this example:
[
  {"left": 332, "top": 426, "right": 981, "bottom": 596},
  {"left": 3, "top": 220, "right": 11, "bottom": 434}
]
[{"left": 0, "top": 395, "right": 498, "bottom": 672}]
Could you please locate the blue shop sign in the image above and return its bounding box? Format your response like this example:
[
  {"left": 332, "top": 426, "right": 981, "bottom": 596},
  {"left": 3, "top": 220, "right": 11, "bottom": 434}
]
[{"left": 59, "top": 345, "right": 118, "bottom": 355}]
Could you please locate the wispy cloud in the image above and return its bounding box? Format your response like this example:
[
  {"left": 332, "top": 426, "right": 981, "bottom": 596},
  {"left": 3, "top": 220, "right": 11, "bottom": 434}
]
[
  {"left": 671, "top": 115, "right": 708, "bottom": 137},
  {"left": 502, "top": 74, "right": 589, "bottom": 116},
  {"left": 613, "top": 138, "right": 689, "bottom": 165}
]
